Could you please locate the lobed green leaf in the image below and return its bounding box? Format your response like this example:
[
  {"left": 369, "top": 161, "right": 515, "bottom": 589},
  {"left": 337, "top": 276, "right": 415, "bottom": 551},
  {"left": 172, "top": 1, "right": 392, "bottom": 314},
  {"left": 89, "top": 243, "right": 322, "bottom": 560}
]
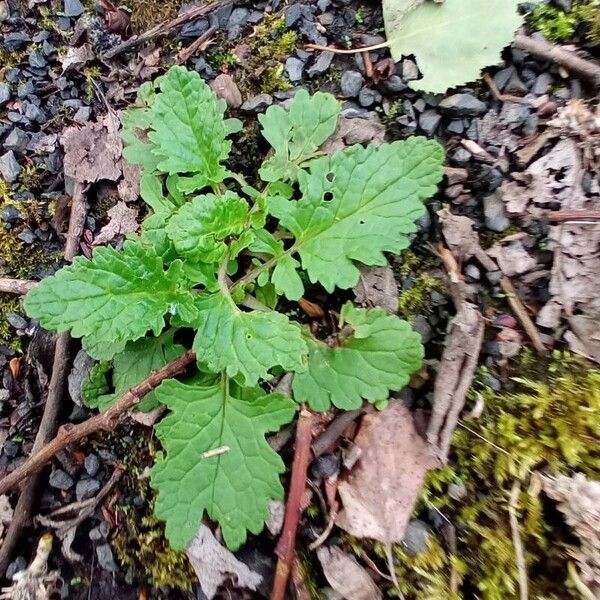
[
  {"left": 151, "top": 377, "right": 295, "bottom": 549},
  {"left": 293, "top": 303, "right": 424, "bottom": 411}
]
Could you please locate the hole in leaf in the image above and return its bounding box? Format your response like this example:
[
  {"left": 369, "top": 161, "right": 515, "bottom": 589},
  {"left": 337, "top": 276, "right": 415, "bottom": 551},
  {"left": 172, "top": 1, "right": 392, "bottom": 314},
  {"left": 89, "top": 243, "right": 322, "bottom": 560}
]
[
  {"left": 323, "top": 191, "right": 334, "bottom": 202},
  {"left": 326, "top": 172, "right": 335, "bottom": 182},
  {"left": 359, "top": 219, "right": 365, "bottom": 225}
]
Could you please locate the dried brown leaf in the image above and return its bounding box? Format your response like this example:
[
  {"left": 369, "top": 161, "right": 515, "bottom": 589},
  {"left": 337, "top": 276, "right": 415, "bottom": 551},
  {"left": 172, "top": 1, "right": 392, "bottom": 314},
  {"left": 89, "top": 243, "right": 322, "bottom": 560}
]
[
  {"left": 185, "top": 525, "right": 262, "bottom": 599},
  {"left": 316, "top": 546, "right": 382, "bottom": 600},
  {"left": 59, "top": 44, "right": 94, "bottom": 73},
  {"left": 93, "top": 201, "right": 139, "bottom": 246},
  {"left": 353, "top": 265, "right": 399, "bottom": 314},
  {"left": 487, "top": 239, "right": 538, "bottom": 277},
  {"left": 322, "top": 114, "right": 385, "bottom": 153},
  {"left": 61, "top": 113, "right": 122, "bottom": 184},
  {"left": 336, "top": 401, "right": 439, "bottom": 544}
]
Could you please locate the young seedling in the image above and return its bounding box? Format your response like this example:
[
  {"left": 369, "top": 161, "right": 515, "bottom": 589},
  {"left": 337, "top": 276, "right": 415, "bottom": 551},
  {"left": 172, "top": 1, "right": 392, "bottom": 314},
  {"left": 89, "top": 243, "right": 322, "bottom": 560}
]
[{"left": 24, "top": 66, "right": 444, "bottom": 550}]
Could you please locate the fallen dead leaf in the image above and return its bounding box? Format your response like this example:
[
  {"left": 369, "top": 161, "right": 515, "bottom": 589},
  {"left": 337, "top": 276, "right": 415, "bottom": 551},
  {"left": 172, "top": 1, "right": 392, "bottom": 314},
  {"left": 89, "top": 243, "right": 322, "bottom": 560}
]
[
  {"left": 336, "top": 400, "right": 439, "bottom": 544},
  {"left": 210, "top": 74, "right": 242, "bottom": 109},
  {"left": 61, "top": 113, "right": 122, "bottom": 184},
  {"left": 316, "top": 546, "right": 382, "bottom": 600},
  {"left": 353, "top": 265, "right": 398, "bottom": 314},
  {"left": 93, "top": 201, "right": 139, "bottom": 246},
  {"left": 186, "top": 524, "right": 262, "bottom": 600},
  {"left": 487, "top": 239, "right": 538, "bottom": 277},
  {"left": 322, "top": 113, "right": 385, "bottom": 153},
  {"left": 117, "top": 160, "right": 141, "bottom": 202},
  {"left": 59, "top": 44, "right": 94, "bottom": 73}
]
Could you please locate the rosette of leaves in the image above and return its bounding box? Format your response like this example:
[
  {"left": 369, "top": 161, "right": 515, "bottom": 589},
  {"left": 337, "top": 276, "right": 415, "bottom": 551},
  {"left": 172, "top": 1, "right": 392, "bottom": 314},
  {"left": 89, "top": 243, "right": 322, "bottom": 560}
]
[{"left": 24, "top": 67, "right": 444, "bottom": 551}]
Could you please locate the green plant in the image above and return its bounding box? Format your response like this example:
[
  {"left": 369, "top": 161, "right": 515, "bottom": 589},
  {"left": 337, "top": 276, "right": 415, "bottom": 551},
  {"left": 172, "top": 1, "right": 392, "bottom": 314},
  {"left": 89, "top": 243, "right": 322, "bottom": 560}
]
[
  {"left": 527, "top": 0, "right": 600, "bottom": 44},
  {"left": 24, "top": 66, "right": 444, "bottom": 552},
  {"left": 382, "top": 0, "right": 523, "bottom": 92}
]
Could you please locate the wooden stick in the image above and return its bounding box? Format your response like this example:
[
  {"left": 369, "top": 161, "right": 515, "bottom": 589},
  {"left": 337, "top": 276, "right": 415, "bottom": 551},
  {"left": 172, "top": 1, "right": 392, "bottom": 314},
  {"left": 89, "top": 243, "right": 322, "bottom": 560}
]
[
  {"left": 0, "top": 180, "right": 89, "bottom": 577},
  {"left": 544, "top": 209, "right": 600, "bottom": 222},
  {"left": 271, "top": 407, "right": 315, "bottom": 600},
  {"left": 499, "top": 276, "right": 547, "bottom": 355},
  {"left": 508, "top": 482, "right": 529, "bottom": 600},
  {"left": 0, "top": 350, "right": 195, "bottom": 497},
  {"left": 103, "top": 1, "right": 227, "bottom": 59},
  {"left": 0, "top": 278, "right": 37, "bottom": 295},
  {"left": 175, "top": 26, "right": 217, "bottom": 65},
  {"left": 514, "top": 34, "right": 600, "bottom": 86}
]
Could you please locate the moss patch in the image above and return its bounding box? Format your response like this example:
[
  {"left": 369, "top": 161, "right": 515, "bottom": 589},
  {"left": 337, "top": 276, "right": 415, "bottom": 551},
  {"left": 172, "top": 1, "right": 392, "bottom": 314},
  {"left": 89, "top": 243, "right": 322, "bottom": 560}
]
[
  {"left": 527, "top": 0, "right": 600, "bottom": 44},
  {"left": 126, "top": 0, "right": 184, "bottom": 32},
  {"left": 380, "top": 351, "right": 600, "bottom": 599}
]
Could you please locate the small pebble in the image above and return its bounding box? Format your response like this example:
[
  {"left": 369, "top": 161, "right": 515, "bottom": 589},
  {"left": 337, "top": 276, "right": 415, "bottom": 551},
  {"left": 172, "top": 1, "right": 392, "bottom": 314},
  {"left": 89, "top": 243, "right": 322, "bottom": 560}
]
[
  {"left": 0, "top": 151, "right": 22, "bottom": 183},
  {"left": 76, "top": 477, "right": 101, "bottom": 501},
  {"left": 285, "top": 57, "right": 304, "bottom": 82},
  {"left": 306, "top": 51, "right": 334, "bottom": 78},
  {"left": 96, "top": 543, "right": 118, "bottom": 572},
  {"left": 310, "top": 454, "right": 340, "bottom": 480},
  {"left": 401, "top": 58, "right": 419, "bottom": 81},
  {"left": 6, "top": 556, "right": 27, "bottom": 580},
  {"left": 340, "top": 70, "right": 363, "bottom": 98},
  {"left": 439, "top": 93, "right": 487, "bottom": 117},
  {"left": 63, "top": 0, "right": 84, "bottom": 17},
  {"left": 0, "top": 83, "right": 10, "bottom": 107},
  {"left": 403, "top": 519, "right": 430, "bottom": 555},
  {"left": 49, "top": 469, "right": 75, "bottom": 490},
  {"left": 418, "top": 109, "right": 441, "bottom": 136},
  {"left": 240, "top": 94, "right": 273, "bottom": 113},
  {"left": 357, "top": 86, "right": 381, "bottom": 108},
  {"left": 483, "top": 192, "right": 510, "bottom": 232},
  {"left": 84, "top": 453, "right": 100, "bottom": 477},
  {"left": 413, "top": 314, "right": 433, "bottom": 344},
  {"left": 6, "top": 313, "right": 27, "bottom": 329}
]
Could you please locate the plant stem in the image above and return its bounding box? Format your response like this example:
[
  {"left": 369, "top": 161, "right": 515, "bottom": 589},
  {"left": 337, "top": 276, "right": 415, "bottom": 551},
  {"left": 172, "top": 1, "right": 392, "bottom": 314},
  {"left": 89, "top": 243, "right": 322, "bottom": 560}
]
[
  {"left": 233, "top": 244, "right": 298, "bottom": 291},
  {"left": 271, "top": 407, "right": 315, "bottom": 600},
  {"left": 0, "top": 350, "right": 195, "bottom": 497}
]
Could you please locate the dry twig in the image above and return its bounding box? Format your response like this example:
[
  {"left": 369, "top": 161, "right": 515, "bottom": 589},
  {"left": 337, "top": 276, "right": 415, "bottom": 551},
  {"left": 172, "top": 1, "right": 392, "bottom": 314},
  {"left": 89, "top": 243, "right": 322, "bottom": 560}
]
[
  {"left": 0, "top": 180, "right": 89, "bottom": 576},
  {"left": 0, "top": 351, "right": 195, "bottom": 498},
  {"left": 103, "top": 1, "right": 226, "bottom": 59},
  {"left": 508, "top": 481, "right": 529, "bottom": 600},
  {"left": 0, "top": 278, "right": 37, "bottom": 295},
  {"left": 175, "top": 26, "right": 217, "bottom": 65},
  {"left": 271, "top": 407, "right": 315, "bottom": 600},
  {"left": 499, "top": 276, "right": 547, "bottom": 355},
  {"left": 513, "top": 34, "right": 600, "bottom": 87}
]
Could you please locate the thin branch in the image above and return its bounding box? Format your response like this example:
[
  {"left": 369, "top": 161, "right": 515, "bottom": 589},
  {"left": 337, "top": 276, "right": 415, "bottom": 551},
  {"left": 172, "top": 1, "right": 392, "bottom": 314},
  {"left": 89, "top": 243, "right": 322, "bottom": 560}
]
[
  {"left": 175, "top": 26, "right": 217, "bottom": 65},
  {"left": 312, "top": 409, "right": 362, "bottom": 457},
  {"left": 271, "top": 407, "right": 315, "bottom": 600},
  {"left": 0, "top": 180, "right": 89, "bottom": 577},
  {"left": 499, "top": 276, "right": 547, "bottom": 355},
  {"left": 508, "top": 481, "right": 529, "bottom": 600},
  {"left": 0, "top": 350, "right": 195, "bottom": 497},
  {"left": 0, "top": 278, "right": 37, "bottom": 295},
  {"left": 544, "top": 209, "right": 600, "bottom": 223},
  {"left": 513, "top": 34, "right": 600, "bottom": 86},
  {"left": 103, "top": 1, "right": 227, "bottom": 59}
]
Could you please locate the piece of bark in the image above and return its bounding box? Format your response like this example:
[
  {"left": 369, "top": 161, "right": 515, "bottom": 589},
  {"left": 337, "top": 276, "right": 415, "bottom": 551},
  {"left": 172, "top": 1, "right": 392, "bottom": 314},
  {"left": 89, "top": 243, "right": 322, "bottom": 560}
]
[
  {"left": 336, "top": 401, "right": 439, "bottom": 543},
  {"left": 426, "top": 300, "right": 484, "bottom": 461}
]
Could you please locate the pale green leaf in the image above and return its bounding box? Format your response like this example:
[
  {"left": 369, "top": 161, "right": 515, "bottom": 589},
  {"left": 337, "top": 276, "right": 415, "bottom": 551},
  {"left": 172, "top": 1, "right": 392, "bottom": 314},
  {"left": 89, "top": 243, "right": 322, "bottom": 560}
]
[
  {"left": 271, "top": 255, "right": 304, "bottom": 301},
  {"left": 81, "top": 337, "right": 126, "bottom": 361},
  {"left": 384, "top": 0, "right": 523, "bottom": 93},
  {"left": 81, "top": 361, "right": 111, "bottom": 409},
  {"left": 191, "top": 292, "right": 308, "bottom": 385},
  {"left": 166, "top": 192, "right": 251, "bottom": 264},
  {"left": 259, "top": 89, "right": 340, "bottom": 182},
  {"left": 268, "top": 138, "right": 444, "bottom": 292},
  {"left": 293, "top": 303, "right": 423, "bottom": 411},
  {"left": 122, "top": 66, "right": 241, "bottom": 190},
  {"left": 151, "top": 378, "right": 295, "bottom": 549},
  {"left": 24, "top": 240, "right": 197, "bottom": 346}
]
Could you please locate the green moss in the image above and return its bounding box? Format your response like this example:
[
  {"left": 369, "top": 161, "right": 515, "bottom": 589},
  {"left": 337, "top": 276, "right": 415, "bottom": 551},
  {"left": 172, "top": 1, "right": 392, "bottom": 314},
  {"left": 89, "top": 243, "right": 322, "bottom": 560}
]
[
  {"left": 0, "top": 295, "right": 23, "bottom": 351},
  {"left": 527, "top": 0, "right": 600, "bottom": 44},
  {"left": 404, "top": 352, "right": 599, "bottom": 599},
  {"left": 126, "top": 0, "right": 184, "bottom": 32},
  {"left": 111, "top": 435, "right": 197, "bottom": 591}
]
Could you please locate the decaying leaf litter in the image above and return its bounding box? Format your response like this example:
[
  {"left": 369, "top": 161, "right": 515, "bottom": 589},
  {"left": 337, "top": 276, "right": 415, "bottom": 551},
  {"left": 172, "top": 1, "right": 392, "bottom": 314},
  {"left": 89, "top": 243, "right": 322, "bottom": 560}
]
[{"left": 0, "top": 0, "right": 599, "bottom": 598}]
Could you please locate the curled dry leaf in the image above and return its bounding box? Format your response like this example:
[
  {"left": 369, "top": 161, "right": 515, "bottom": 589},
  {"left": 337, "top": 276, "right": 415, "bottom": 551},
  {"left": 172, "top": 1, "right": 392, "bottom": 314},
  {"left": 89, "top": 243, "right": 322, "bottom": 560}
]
[
  {"left": 58, "top": 44, "right": 94, "bottom": 73},
  {"left": 316, "top": 546, "right": 382, "bottom": 600},
  {"left": 185, "top": 524, "right": 262, "bottom": 600},
  {"left": 353, "top": 265, "right": 399, "bottom": 314},
  {"left": 61, "top": 113, "right": 123, "bottom": 184},
  {"left": 487, "top": 239, "right": 538, "bottom": 277},
  {"left": 543, "top": 473, "right": 600, "bottom": 593},
  {"left": 322, "top": 114, "right": 385, "bottom": 153},
  {"left": 336, "top": 400, "right": 439, "bottom": 544},
  {"left": 93, "top": 201, "right": 139, "bottom": 246}
]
